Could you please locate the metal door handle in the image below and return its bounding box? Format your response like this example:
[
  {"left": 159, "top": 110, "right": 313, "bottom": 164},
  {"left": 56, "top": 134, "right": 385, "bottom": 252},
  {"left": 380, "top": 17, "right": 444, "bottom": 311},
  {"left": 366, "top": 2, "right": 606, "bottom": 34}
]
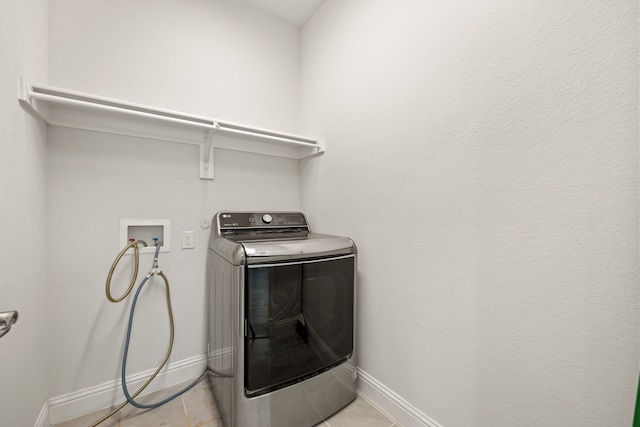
[{"left": 0, "top": 310, "right": 18, "bottom": 339}]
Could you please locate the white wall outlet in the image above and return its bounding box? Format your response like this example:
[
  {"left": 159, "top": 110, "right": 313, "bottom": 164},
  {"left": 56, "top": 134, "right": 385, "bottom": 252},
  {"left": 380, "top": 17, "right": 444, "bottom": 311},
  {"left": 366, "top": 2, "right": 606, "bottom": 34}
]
[{"left": 182, "top": 231, "right": 194, "bottom": 249}]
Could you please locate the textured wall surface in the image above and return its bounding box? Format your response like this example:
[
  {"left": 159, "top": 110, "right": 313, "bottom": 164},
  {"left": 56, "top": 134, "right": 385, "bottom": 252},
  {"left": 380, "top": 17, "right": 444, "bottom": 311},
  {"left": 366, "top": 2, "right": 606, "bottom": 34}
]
[
  {"left": 0, "top": 0, "right": 49, "bottom": 425},
  {"left": 300, "top": 1, "right": 639, "bottom": 426}
]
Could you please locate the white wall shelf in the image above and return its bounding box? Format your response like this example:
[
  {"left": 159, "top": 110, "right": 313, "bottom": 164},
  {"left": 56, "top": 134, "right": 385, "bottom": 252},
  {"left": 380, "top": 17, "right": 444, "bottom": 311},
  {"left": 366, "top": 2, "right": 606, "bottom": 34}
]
[{"left": 18, "top": 78, "right": 324, "bottom": 179}]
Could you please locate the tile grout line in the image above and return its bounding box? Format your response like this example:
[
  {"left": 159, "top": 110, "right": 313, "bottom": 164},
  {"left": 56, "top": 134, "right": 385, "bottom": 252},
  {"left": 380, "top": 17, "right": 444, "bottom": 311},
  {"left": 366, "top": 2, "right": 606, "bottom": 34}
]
[{"left": 181, "top": 395, "right": 191, "bottom": 427}]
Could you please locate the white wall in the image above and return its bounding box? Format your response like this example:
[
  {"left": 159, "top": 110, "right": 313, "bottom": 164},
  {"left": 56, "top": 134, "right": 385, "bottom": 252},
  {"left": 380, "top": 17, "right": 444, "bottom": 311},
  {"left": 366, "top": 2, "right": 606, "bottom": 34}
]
[
  {"left": 0, "top": 0, "right": 49, "bottom": 425},
  {"left": 300, "top": 1, "right": 638, "bottom": 426},
  {"left": 48, "top": 0, "right": 300, "bottom": 132},
  {"left": 46, "top": 0, "right": 302, "bottom": 416}
]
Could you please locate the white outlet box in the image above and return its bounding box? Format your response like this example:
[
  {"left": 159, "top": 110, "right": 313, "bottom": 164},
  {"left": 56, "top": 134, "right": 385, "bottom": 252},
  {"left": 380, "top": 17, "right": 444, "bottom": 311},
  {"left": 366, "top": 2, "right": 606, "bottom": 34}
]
[
  {"left": 182, "top": 231, "right": 194, "bottom": 249},
  {"left": 120, "top": 219, "right": 171, "bottom": 254}
]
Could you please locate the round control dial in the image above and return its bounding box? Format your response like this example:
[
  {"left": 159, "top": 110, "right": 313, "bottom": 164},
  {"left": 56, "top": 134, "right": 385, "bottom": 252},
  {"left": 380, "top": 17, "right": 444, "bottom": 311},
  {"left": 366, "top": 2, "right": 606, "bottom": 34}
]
[{"left": 262, "top": 214, "right": 273, "bottom": 224}]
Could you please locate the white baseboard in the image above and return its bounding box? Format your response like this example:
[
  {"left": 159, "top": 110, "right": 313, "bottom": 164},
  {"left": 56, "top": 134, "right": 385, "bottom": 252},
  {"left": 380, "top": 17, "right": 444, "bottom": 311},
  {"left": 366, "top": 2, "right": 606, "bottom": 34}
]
[
  {"left": 48, "top": 354, "right": 207, "bottom": 425},
  {"left": 357, "top": 368, "right": 442, "bottom": 427},
  {"left": 46, "top": 358, "right": 436, "bottom": 427},
  {"left": 34, "top": 401, "right": 50, "bottom": 427}
]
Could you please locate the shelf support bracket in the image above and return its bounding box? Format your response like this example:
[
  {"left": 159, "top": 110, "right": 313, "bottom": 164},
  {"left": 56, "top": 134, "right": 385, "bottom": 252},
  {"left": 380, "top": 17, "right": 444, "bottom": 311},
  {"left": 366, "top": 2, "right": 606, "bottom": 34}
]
[
  {"left": 17, "top": 78, "right": 48, "bottom": 123},
  {"left": 200, "top": 123, "right": 218, "bottom": 180}
]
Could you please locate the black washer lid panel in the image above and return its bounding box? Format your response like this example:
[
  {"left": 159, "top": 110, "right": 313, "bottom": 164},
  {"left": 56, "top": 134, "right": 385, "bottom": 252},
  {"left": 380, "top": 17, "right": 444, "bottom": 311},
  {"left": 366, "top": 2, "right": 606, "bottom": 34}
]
[{"left": 220, "top": 228, "right": 309, "bottom": 242}]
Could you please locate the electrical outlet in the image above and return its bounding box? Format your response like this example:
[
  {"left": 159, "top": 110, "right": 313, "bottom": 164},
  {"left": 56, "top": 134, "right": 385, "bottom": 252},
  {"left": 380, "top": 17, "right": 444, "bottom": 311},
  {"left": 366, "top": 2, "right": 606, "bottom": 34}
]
[{"left": 182, "top": 231, "right": 194, "bottom": 249}]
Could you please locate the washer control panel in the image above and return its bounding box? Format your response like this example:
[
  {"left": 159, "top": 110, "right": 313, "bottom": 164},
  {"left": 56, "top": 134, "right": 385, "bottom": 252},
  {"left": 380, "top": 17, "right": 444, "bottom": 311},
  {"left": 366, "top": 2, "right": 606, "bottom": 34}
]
[{"left": 218, "top": 212, "right": 308, "bottom": 228}]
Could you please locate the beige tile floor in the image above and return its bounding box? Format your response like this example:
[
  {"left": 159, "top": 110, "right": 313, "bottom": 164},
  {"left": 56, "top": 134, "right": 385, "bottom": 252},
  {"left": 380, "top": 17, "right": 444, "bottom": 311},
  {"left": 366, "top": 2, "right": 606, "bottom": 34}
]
[{"left": 51, "top": 378, "right": 399, "bottom": 427}]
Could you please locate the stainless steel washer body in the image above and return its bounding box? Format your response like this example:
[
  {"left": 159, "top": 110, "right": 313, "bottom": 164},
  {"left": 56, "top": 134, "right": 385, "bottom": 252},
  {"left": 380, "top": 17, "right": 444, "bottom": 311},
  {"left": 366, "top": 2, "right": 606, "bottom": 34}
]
[{"left": 207, "top": 211, "right": 357, "bottom": 427}]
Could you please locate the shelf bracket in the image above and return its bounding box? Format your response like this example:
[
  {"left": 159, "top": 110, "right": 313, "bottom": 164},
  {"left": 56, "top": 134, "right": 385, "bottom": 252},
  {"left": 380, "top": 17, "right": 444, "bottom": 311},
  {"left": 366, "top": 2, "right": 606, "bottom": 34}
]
[
  {"left": 200, "top": 123, "right": 218, "bottom": 180},
  {"left": 18, "top": 78, "right": 47, "bottom": 123}
]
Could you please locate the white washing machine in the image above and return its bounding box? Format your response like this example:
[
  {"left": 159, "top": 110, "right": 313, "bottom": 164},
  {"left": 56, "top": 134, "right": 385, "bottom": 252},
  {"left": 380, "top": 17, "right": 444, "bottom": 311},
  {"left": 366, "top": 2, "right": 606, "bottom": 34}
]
[{"left": 207, "top": 211, "right": 357, "bottom": 427}]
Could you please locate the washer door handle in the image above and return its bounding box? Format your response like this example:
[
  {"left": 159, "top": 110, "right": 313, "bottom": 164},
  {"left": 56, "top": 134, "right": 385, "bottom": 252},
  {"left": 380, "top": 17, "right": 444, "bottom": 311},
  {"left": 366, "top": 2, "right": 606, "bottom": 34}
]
[{"left": 0, "top": 310, "right": 18, "bottom": 339}]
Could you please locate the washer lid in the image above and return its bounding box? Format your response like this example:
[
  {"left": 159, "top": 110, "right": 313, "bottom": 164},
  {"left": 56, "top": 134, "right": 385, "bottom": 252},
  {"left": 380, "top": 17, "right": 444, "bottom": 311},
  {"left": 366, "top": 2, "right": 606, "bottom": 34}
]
[
  {"left": 211, "top": 211, "right": 356, "bottom": 264},
  {"left": 240, "top": 232, "right": 356, "bottom": 263}
]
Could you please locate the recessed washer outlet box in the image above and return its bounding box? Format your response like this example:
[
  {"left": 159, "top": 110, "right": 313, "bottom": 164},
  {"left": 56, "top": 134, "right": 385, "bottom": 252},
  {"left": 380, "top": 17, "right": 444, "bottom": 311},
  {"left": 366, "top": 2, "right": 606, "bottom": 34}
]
[{"left": 120, "top": 219, "right": 171, "bottom": 254}]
